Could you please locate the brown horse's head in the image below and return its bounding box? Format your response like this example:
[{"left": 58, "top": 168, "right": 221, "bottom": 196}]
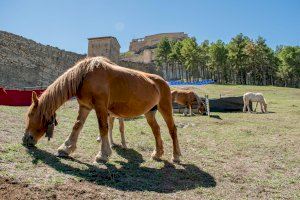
[
  {"left": 23, "top": 92, "right": 57, "bottom": 147},
  {"left": 198, "top": 100, "right": 206, "bottom": 115}
]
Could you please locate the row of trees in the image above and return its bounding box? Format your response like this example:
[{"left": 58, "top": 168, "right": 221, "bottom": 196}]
[{"left": 155, "top": 34, "right": 300, "bottom": 87}]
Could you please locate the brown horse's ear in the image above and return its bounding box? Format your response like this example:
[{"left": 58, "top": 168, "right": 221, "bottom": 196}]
[{"left": 32, "top": 91, "right": 39, "bottom": 107}]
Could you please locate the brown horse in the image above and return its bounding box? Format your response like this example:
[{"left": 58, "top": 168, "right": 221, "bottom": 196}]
[
  {"left": 171, "top": 89, "right": 206, "bottom": 116},
  {"left": 23, "top": 57, "right": 181, "bottom": 163}
]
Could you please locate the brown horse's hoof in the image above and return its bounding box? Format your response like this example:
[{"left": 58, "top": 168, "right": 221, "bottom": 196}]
[
  {"left": 172, "top": 153, "right": 181, "bottom": 163},
  {"left": 110, "top": 143, "right": 117, "bottom": 148},
  {"left": 95, "top": 155, "right": 109, "bottom": 163},
  {"left": 57, "top": 150, "right": 70, "bottom": 158},
  {"left": 152, "top": 156, "right": 162, "bottom": 161},
  {"left": 172, "top": 156, "right": 181, "bottom": 163},
  {"left": 95, "top": 158, "right": 108, "bottom": 163},
  {"left": 151, "top": 150, "right": 163, "bottom": 161}
]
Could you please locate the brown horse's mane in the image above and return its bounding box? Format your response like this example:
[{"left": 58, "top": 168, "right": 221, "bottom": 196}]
[{"left": 36, "top": 56, "right": 112, "bottom": 122}]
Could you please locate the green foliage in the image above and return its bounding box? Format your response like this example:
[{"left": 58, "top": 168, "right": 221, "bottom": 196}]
[
  {"left": 169, "top": 41, "right": 183, "bottom": 64},
  {"left": 226, "top": 34, "right": 251, "bottom": 84},
  {"left": 243, "top": 37, "right": 277, "bottom": 85},
  {"left": 198, "top": 40, "right": 210, "bottom": 70},
  {"left": 155, "top": 37, "right": 171, "bottom": 64},
  {"left": 208, "top": 40, "right": 228, "bottom": 83},
  {"left": 154, "top": 33, "right": 299, "bottom": 87},
  {"left": 155, "top": 37, "right": 172, "bottom": 79},
  {"left": 276, "top": 46, "right": 300, "bottom": 86},
  {"left": 180, "top": 37, "right": 199, "bottom": 71}
]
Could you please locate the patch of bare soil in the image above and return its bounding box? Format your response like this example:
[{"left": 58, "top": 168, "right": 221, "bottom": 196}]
[{"left": 0, "top": 177, "right": 112, "bottom": 200}]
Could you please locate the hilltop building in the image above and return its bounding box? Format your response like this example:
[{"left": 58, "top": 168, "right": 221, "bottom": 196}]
[
  {"left": 87, "top": 32, "right": 189, "bottom": 79},
  {"left": 120, "top": 32, "right": 188, "bottom": 64},
  {"left": 88, "top": 36, "right": 120, "bottom": 62},
  {"left": 129, "top": 32, "right": 188, "bottom": 53}
]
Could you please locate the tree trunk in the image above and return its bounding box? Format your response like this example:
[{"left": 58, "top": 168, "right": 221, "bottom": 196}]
[
  {"left": 165, "top": 63, "right": 169, "bottom": 80},
  {"left": 263, "top": 70, "right": 267, "bottom": 85},
  {"left": 185, "top": 70, "right": 188, "bottom": 82}
]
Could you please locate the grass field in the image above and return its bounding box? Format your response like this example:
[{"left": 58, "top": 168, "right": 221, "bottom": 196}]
[{"left": 0, "top": 85, "right": 299, "bottom": 199}]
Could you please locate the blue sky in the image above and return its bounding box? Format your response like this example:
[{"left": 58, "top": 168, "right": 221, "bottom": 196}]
[{"left": 1, "top": 0, "right": 299, "bottom": 54}]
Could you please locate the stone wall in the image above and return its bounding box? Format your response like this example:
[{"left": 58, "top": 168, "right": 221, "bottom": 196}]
[
  {"left": 129, "top": 32, "right": 188, "bottom": 53},
  {"left": 0, "top": 31, "right": 85, "bottom": 88},
  {"left": 118, "top": 60, "right": 163, "bottom": 77},
  {"left": 0, "top": 31, "right": 167, "bottom": 89},
  {"left": 120, "top": 49, "right": 155, "bottom": 64}
]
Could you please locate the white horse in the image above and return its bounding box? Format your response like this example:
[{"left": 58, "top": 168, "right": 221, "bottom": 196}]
[
  {"left": 97, "top": 116, "right": 127, "bottom": 148},
  {"left": 243, "top": 92, "right": 267, "bottom": 113}
]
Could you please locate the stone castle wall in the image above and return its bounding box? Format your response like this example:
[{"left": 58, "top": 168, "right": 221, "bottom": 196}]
[
  {"left": 129, "top": 32, "right": 188, "bottom": 53},
  {"left": 0, "top": 31, "right": 167, "bottom": 89},
  {"left": 120, "top": 49, "right": 155, "bottom": 64},
  {"left": 118, "top": 60, "right": 163, "bottom": 77},
  {"left": 0, "top": 31, "right": 85, "bottom": 88}
]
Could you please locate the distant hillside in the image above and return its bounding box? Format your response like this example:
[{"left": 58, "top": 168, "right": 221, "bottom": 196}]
[{"left": 0, "top": 30, "right": 85, "bottom": 88}]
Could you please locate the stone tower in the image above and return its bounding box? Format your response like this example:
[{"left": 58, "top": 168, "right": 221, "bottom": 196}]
[{"left": 88, "top": 36, "right": 120, "bottom": 62}]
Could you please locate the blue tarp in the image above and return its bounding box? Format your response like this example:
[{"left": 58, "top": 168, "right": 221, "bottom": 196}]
[{"left": 168, "top": 80, "right": 215, "bottom": 86}]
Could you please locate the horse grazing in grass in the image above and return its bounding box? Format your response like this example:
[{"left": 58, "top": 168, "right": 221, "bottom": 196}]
[
  {"left": 243, "top": 92, "right": 267, "bottom": 113},
  {"left": 171, "top": 89, "right": 206, "bottom": 116},
  {"left": 23, "top": 57, "right": 181, "bottom": 163},
  {"left": 96, "top": 116, "right": 127, "bottom": 149}
]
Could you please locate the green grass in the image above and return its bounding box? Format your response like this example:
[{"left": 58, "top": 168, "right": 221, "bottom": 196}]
[{"left": 0, "top": 84, "right": 299, "bottom": 199}]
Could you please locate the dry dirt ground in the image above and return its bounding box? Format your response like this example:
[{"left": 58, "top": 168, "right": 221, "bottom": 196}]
[{"left": 0, "top": 85, "right": 299, "bottom": 199}]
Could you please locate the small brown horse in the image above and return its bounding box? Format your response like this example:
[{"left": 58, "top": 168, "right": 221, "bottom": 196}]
[
  {"left": 171, "top": 89, "right": 206, "bottom": 116},
  {"left": 23, "top": 57, "right": 181, "bottom": 163}
]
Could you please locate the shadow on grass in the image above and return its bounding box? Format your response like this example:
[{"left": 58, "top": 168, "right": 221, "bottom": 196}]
[
  {"left": 253, "top": 111, "right": 276, "bottom": 114},
  {"left": 176, "top": 114, "right": 204, "bottom": 118},
  {"left": 26, "top": 146, "right": 216, "bottom": 193},
  {"left": 209, "top": 115, "right": 222, "bottom": 120}
]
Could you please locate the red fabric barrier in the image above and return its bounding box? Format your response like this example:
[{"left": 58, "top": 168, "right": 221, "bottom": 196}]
[{"left": 0, "top": 87, "right": 44, "bottom": 106}]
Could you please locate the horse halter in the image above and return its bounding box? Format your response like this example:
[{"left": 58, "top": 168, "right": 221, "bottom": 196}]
[{"left": 45, "top": 114, "right": 58, "bottom": 141}]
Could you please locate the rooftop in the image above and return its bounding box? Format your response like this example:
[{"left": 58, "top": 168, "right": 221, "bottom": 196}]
[{"left": 88, "top": 36, "right": 120, "bottom": 47}]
